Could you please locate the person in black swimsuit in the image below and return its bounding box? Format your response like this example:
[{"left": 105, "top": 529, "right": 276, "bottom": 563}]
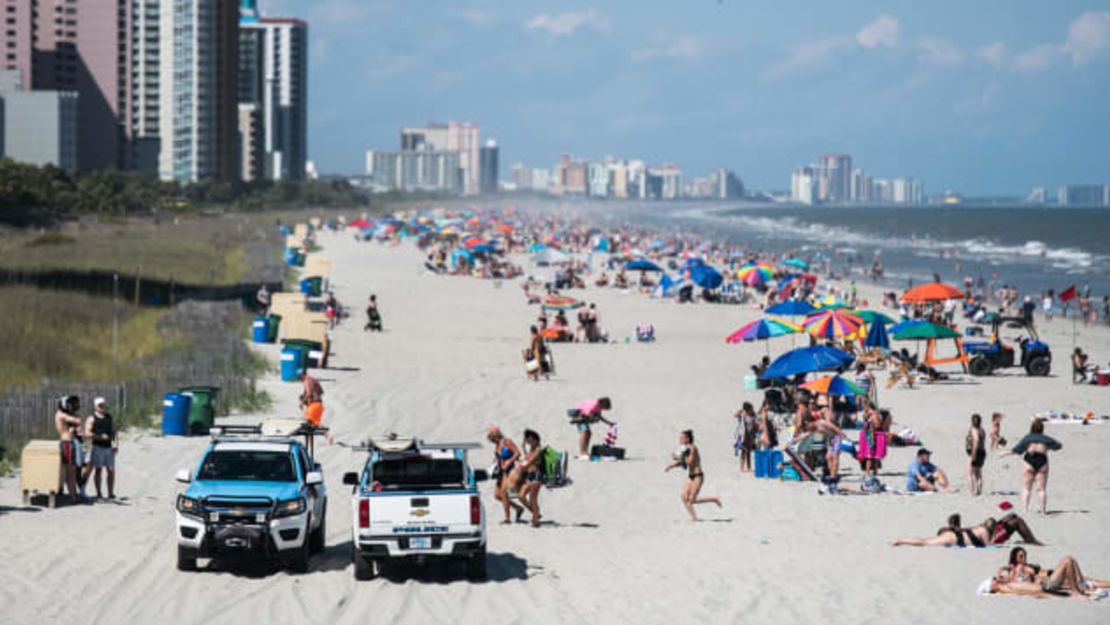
[
  {"left": 664, "top": 430, "right": 721, "bottom": 521},
  {"left": 1001, "top": 419, "right": 1062, "bottom": 515},
  {"left": 965, "top": 413, "right": 987, "bottom": 496}
]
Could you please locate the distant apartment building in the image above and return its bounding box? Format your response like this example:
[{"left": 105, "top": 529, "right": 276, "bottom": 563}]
[
  {"left": 850, "top": 168, "right": 871, "bottom": 202},
  {"left": 791, "top": 166, "right": 816, "bottom": 205},
  {"left": 609, "top": 161, "right": 629, "bottom": 198},
  {"left": 1058, "top": 184, "right": 1109, "bottom": 206},
  {"left": 817, "top": 154, "right": 851, "bottom": 203},
  {"left": 870, "top": 177, "right": 923, "bottom": 205},
  {"left": 509, "top": 164, "right": 551, "bottom": 192},
  {"left": 365, "top": 149, "right": 462, "bottom": 193},
  {"left": 708, "top": 168, "right": 744, "bottom": 199},
  {"left": 587, "top": 162, "right": 610, "bottom": 197},
  {"left": 237, "top": 103, "right": 264, "bottom": 181},
  {"left": 0, "top": 0, "right": 134, "bottom": 171},
  {"left": 0, "top": 70, "right": 78, "bottom": 168},
  {"left": 401, "top": 122, "right": 480, "bottom": 194},
  {"left": 245, "top": 17, "right": 308, "bottom": 180},
  {"left": 479, "top": 140, "right": 499, "bottom": 193},
  {"left": 552, "top": 154, "right": 588, "bottom": 196}
]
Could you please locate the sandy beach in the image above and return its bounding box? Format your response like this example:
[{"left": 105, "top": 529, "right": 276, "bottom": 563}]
[{"left": 2, "top": 225, "right": 1110, "bottom": 625}]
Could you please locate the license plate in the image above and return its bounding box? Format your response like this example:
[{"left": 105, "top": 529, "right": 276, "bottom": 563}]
[{"left": 409, "top": 537, "right": 432, "bottom": 550}]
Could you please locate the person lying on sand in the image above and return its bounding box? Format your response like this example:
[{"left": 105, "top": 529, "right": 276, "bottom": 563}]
[
  {"left": 891, "top": 513, "right": 1041, "bottom": 547},
  {"left": 981, "top": 554, "right": 1110, "bottom": 599}
]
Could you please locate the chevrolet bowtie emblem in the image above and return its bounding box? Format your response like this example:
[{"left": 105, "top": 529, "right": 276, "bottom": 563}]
[{"left": 410, "top": 508, "right": 430, "bottom": 518}]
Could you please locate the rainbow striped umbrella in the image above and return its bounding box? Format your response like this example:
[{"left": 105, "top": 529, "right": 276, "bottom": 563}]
[
  {"left": 737, "top": 263, "right": 775, "bottom": 286},
  {"left": 724, "top": 317, "right": 802, "bottom": 344},
  {"left": 800, "top": 375, "right": 866, "bottom": 397},
  {"left": 804, "top": 309, "right": 865, "bottom": 339}
]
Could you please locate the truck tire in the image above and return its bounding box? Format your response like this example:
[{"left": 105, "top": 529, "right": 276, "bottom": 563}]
[
  {"left": 969, "top": 356, "right": 993, "bottom": 376},
  {"left": 1026, "top": 356, "right": 1050, "bottom": 377},
  {"left": 287, "top": 517, "right": 311, "bottom": 574},
  {"left": 466, "top": 546, "right": 487, "bottom": 580},
  {"left": 354, "top": 555, "right": 376, "bottom": 581},
  {"left": 310, "top": 507, "right": 326, "bottom": 554},
  {"left": 177, "top": 546, "right": 197, "bottom": 572}
]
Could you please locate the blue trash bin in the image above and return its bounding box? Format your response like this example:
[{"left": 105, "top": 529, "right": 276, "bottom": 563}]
[
  {"left": 768, "top": 449, "right": 784, "bottom": 479},
  {"left": 754, "top": 449, "right": 767, "bottom": 478},
  {"left": 162, "top": 393, "right": 191, "bottom": 436},
  {"left": 280, "top": 347, "right": 304, "bottom": 381},
  {"left": 252, "top": 316, "right": 270, "bottom": 343}
]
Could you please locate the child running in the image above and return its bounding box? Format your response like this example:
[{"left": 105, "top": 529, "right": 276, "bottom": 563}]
[{"left": 664, "top": 429, "right": 721, "bottom": 521}]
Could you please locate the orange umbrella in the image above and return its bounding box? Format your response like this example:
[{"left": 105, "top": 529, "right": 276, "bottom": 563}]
[{"left": 901, "top": 283, "right": 965, "bottom": 303}]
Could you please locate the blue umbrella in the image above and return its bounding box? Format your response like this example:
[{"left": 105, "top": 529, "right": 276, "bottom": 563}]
[
  {"left": 865, "top": 320, "right": 891, "bottom": 349},
  {"left": 761, "top": 345, "right": 854, "bottom": 379},
  {"left": 528, "top": 243, "right": 547, "bottom": 252},
  {"left": 687, "top": 264, "right": 723, "bottom": 289},
  {"left": 626, "top": 259, "right": 663, "bottom": 272},
  {"left": 783, "top": 258, "right": 809, "bottom": 270},
  {"left": 470, "top": 243, "right": 496, "bottom": 253},
  {"left": 766, "top": 300, "right": 817, "bottom": 316}
]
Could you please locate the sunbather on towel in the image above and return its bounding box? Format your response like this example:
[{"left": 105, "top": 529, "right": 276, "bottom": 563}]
[
  {"left": 891, "top": 513, "right": 1041, "bottom": 547},
  {"left": 980, "top": 554, "right": 1110, "bottom": 599}
]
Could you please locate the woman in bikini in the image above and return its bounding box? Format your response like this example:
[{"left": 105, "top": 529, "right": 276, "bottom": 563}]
[
  {"left": 891, "top": 513, "right": 1041, "bottom": 547},
  {"left": 487, "top": 427, "right": 524, "bottom": 523},
  {"left": 1001, "top": 419, "right": 1062, "bottom": 514},
  {"left": 990, "top": 550, "right": 1110, "bottom": 599},
  {"left": 664, "top": 430, "right": 721, "bottom": 521},
  {"left": 509, "top": 429, "right": 545, "bottom": 527}
]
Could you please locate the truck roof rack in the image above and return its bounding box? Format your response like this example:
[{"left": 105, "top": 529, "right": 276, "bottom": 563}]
[
  {"left": 341, "top": 434, "right": 482, "bottom": 453},
  {"left": 210, "top": 420, "right": 330, "bottom": 458}
]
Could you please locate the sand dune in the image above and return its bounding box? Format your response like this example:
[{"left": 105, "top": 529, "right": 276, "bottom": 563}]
[{"left": 2, "top": 230, "right": 1109, "bottom": 625}]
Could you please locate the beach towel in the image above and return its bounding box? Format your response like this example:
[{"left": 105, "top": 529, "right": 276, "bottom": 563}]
[{"left": 857, "top": 428, "right": 887, "bottom": 460}]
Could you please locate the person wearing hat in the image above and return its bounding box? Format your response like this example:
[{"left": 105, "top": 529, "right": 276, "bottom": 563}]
[
  {"left": 84, "top": 397, "right": 118, "bottom": 499},
  {"left": 906, "top": 447, "right": 949, "bottom": 492}
]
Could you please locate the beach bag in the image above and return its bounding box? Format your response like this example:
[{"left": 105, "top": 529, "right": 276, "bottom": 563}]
[
  {"left": 604, "top": 422, "right": 619, "bottom": 447},
  {"left": 526, "top": 359, "right": 540, "bottom": 373}
]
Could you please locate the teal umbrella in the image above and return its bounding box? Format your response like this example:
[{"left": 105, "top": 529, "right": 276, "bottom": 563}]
[{"left": 892, "top": 322, "right": 959, "bottom": 341}]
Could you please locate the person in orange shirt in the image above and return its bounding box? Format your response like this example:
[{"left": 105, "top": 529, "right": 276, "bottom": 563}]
[{"left": 304, "top": 400, "right": 324, "bottom": 426}]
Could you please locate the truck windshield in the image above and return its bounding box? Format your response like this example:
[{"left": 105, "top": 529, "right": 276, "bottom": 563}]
[
  {"left": 197, "top": 451, "right": 297, "bottom": 482},
  {"left": 372, "top": 457, "right": 465, "bottom": 490}
]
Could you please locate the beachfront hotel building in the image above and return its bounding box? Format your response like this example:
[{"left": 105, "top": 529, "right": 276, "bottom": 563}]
[
  {"left": 238, "top": 15, "right": 308, "bottom": 181},
  {"left": 365, "top": 149, "right": 463, "bottom": 194},
  {"left": 401, "top": 122, "right": 482, "bottom": 195},
  {"left": 0, "top": 69, "right": 78, "bottom": 169},
  {"left": 0, "top": 0, "right": 134, "bottom": 171},
  {"left": 479, "top": 140, "right": 499, "bottom": 194}
]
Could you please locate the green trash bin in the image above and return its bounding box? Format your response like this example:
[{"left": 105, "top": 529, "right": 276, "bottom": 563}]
[
  {"left": 282, "top": 339, "right": 320, "bottom": 368},
  {"left": 267, "top": 314, "right": 282, "bottom": 342},
  {"left": 180, "top": 386, "right": 220, "bottom": 435},
  {"left": 306, "top": 277, "right": 323, "bottom": 297}
]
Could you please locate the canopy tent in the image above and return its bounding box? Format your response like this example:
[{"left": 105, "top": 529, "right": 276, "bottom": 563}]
[{"left": 893, "top": 322, "right": 968, "bottom": 372}]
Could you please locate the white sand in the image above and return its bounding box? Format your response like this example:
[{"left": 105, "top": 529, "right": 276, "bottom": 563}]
[{"left": 2, "top": 230, "right": 1110, "bottom": 625}]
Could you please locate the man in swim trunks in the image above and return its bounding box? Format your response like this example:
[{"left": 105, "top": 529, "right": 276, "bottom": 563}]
[{"left": 55, "top": 396, "right": 85, "bottom": 504}]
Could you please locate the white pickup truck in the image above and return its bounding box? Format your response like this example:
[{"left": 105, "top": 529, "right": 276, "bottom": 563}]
[{"left": 343, "top": 437, "right": 489, "bottom": 580}]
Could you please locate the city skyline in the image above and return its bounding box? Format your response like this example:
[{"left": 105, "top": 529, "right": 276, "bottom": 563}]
[{"left": 262, "top": 0, "right": 1110, "bottom": 195}]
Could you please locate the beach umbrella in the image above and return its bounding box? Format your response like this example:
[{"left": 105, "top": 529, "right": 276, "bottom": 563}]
[
  {"left": 783, "top": 258, "right": 809, "bottom": 271},
  {"left": 851, "top": 310, "right": 895, "bottom": 325},
  {"left": 804, "top": 310, "right": 865, "bottom": 339},
  {"left": 892, "top": 322, "right": 960, "bottom": 341},
  {"left": 496, "top": 223, "right": 514, "bottom": 233},
  {"left": 864, "top": 319, "right": 891, "bottom": 349},
  {"left": 737, "top": 263, "right": 775, "bottom": 286},
  {"left": 533, "top": 248, "right": 570, "bottom": 265},
  {"left": 901, "top": 283, "right": 965, "bottom": 303},
  {"left": 528, "top": 243, "right": 547, "bottom": 252},
  {"left": 687, "top": 264, "right": 724, "bottom": 289},
  {"left": 625, "top": 259, "right": 663, "bottom": 272},
  {"left": 761, "top": 345, "right": 854, "bottom": 379},
  {"left": 347, "top": 218, "right": 372, "bottom": 229},
  {"left": 724, "top": 317, "right": 802, "bottom": 344},
  {"left": 470, "top": 243, "right": 496, "bottom": 253},
  {"left": 765, "top": 300, "right": 817, "bottom": 317},
  {"left": 800, "top": 375, "right": 866, "bottom": 397},
  {"left": 450, "top": 247, "right": 474, "bottom": 267},
  {"left": 541, "top": 295, "right": 584, "bottom": 311},
  {"left": 462, "top": 236, "right": 488, "bottom": 249}
]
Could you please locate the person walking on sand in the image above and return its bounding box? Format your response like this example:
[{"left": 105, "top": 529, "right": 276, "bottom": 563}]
[
  {"left": 733, "top": 402, "right": 757, "bottom": 473},
  {"left": 84, "top": 397, "right": 118, "bottom": 499},
  {"left": 966, "top": 413, "right": 986, "bottom": 496},
  {"left": 510, "top": 429, "right": 546, "bottom": 527},
  {"left": 1001, "top": 419, "right": 1061, "bottom": 514},
  {"left": 54, "top": 396, "right": 85, "bottom": 504},
  {"left": 364, "top": 294, "right": 382, "bottom": 331},
  {"left": 664, "top": 430, "right": 721, "bottom": 521},
  {"left": 487, "top": 427, "right": 524, "bottom": 523}
]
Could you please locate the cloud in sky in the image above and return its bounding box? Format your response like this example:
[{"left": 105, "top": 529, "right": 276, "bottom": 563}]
[
  {"left": 524, "top": 9, "right": 609, "bottom": 37},
  {"left": 1013, "top": 44, "right": 1059, "bottom": 72},
  {"left": 976, "top": 42, "right": 1007, "bottom": 67},
  {"left": 916, "top": 38, "right": 964, "bottom": 66},
  {"left": 856, "top": 14, "right": 900, "bottom": 49},
  {"left": 631, "top": 36, "right": 703, "bottom": 62},
  {"left": 1062, "top": 11, "right": 1110, "bottom": 64}
]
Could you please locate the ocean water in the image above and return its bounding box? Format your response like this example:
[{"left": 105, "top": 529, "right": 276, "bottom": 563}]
[{"left": 665, "top": 204, "right": 1110, "bottom": 300}]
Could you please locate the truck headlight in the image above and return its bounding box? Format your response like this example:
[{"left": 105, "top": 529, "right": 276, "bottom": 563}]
[
  {"left": 176, "top": 495, "right": 201, "bottom": 517},
  {"left": 274, "top": 497, "right": 306, "bottom": 518}
]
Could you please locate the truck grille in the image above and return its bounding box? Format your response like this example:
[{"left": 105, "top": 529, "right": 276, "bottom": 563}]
[{"left": 203, "top": 497, "right": 273, "bottom": 523}]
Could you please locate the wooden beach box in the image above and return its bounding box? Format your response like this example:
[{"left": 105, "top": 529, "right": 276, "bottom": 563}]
[
  {"left": 281, "top": 311, "right": 330, "bottom": 366},
  {"left": 270, "top": 292, "right": 307, "bottom": 319},
  {"left": 309, "top": 217, "right": 322, "bottom": 229},
  {"left": 294, "top": 224, "right": 309, "bottom": 239},
  {"left": 21, "top": 440, "right": 62, "bottom": 507},
  {"left": 304, "top": 255, "right": 331, "bottom": 279},
  {"left": 285, "top": 235, "right": 303, "bottom": 250}
]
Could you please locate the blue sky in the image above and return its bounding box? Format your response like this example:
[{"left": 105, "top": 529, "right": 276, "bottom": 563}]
[{"left": 264, "top": 1, "right": 1110, "bottom": 195}]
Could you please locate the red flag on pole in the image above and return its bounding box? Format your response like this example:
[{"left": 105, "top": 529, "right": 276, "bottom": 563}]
[{"left": 1059, "top": 284, "right": 1077, "bottom": 302}]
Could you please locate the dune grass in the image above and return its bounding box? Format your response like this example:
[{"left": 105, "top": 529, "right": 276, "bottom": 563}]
[
  {"left": 0, "top": 286, "right": 172, "bottom": 391},
  {"left": 0, "top": 215, "right": 268, "bottom": 286}
]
